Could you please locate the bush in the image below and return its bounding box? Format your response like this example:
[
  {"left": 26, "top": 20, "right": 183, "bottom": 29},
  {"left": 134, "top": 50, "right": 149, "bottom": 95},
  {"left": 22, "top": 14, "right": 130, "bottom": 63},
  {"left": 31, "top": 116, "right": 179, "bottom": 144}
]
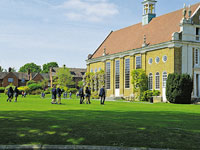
[
  {"left": 141, "top": 90, "right": 160, "bottom": 101},
  {"left": 30, "top": 89, "right": 42, "bottom": 95},
  {"left": 28, "top": 83, "right": 43, "bottom": 92},
  {"left": 91, "top": 91, "right": 99, "bottom": 99},
  {"left": 18, "top": 86, "right": 30, "bottom": 92},
  {"left": 166, "top": 73, "right": 193, "bottom": 104},
  {"left": 26, "top": 80, "right": 36, "bottom": 86},
  {"left": 68, "top": 88, "right": 78, "bottom": 94},
  {"left": 0, "top": 87, "right": 5, "bottom": 93}
]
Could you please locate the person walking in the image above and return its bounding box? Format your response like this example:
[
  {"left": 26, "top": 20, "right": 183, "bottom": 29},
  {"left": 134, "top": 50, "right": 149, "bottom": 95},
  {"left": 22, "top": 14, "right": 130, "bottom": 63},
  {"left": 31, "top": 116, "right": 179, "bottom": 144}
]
[
  {"left": 85, "top": 87, "right": 91, "bottom": 104},
  {"left": 79, "top": 86, "right": 84, "bottom": 104},
  {"left": 99, "top": 86, "right": 106, "bottom": 105},
  {"left": 14, "top": 87, "right": 19, "bottom": 102},
  {"left": 7, "top": 87, "right": 14, "bottom": 102},
  {"left": 69, "top": 92, "right": 72, "bottom": 99},
  {"left": 57, "top": 85, "right": 62, "bottom": 104},
  {"left": 51, "top": 85, "right": 57, "bottom": 104}
]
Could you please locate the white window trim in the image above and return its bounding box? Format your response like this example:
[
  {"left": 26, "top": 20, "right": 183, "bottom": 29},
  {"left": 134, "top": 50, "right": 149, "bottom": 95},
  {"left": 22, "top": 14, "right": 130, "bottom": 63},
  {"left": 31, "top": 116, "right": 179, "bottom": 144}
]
[
  {"left": 149, "top": 58, "right": 153, "bottom": 65},
  {"left": 162, "top": 72, "right": 167, "bottom": 88},
  {"left": 136, "top": 56, "right": 142, "bottom": 69},
  {"left": 155, "top": 56, "right": 160, "bottom": 64},
  {"left": 148, "top": 73, "right": 153, "bottom": 90},
  {"left": 155, "top": 72, "right": 160, "bottom": 90},
  {"left": 115, "top": 60, "right": 120, "bottom": 89},
  {"left": 162, "top": 55, "right": 167, "bottom": 63},
  {"left": 125, "top": 58, "right": 130, "bottom": 89},
  {"left": 194, "top": 48, "right": 200, "bottom": 66}
]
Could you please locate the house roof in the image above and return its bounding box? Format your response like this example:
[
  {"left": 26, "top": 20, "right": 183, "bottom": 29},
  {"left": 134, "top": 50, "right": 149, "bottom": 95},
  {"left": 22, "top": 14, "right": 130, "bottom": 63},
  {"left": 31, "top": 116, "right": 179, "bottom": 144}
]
[
  {"left": 51, "top": 67, "right": 86, "bottom": 78},
  {"left": 91, "top": 3, "right": 200, "bottom": 59}
]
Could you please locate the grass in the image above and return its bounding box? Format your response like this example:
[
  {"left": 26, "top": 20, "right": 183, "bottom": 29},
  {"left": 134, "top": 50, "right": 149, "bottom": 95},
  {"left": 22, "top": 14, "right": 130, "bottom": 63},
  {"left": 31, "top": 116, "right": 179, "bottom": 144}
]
[{"left": 0, "top": 94, "right": 200, "bottom": 149}]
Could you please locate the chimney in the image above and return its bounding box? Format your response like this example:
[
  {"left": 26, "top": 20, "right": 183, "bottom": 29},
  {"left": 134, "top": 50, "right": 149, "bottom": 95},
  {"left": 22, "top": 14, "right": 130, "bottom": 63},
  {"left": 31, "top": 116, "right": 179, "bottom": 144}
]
[
  {"left": 28, "top": 69, "right": 32, "bottom": 80},
  {"left": 8, "top": 67, "right": 12, "bottom": 72}
]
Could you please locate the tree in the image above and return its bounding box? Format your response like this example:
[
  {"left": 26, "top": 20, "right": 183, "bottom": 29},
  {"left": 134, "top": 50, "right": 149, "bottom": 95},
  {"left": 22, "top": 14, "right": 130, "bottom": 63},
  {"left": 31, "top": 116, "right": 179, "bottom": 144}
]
[
  {"left": 19, "top": 63, "right": 41, "bottom": 73},
  {"left": 54, "top": 67, "right": 74, "bottom": 87},
  {"left": 0, "top": 66, "right": 4, "bottom": 72},
  {"left": 42, "top": 62, "right": 59, "bottom": 73},
  {"left": 131, "top": 69, "right": 148, "bottom": 100},
  {"left": 166, "top": 73, "right": 193, "bottom": 104}
]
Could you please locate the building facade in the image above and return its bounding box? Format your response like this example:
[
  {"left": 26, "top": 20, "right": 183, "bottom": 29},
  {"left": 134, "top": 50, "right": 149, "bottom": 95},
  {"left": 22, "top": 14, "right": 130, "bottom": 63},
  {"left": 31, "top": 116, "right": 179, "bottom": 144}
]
[{"left": 86, "top": 1, "right": 200, "bottom": 101}]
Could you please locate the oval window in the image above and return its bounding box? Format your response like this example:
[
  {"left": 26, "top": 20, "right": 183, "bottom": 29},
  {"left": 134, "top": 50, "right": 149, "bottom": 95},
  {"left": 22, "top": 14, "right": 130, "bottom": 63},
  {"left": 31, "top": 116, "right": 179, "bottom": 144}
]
[{"left": 155, "top": 57, "right": 160, "bottom": 64}]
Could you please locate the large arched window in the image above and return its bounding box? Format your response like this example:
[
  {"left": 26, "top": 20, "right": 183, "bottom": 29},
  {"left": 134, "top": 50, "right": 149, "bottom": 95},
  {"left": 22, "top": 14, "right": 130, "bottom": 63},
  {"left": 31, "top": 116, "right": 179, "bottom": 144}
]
[
  {"left": 162, "top": 72, "right": 167, "bottom": 88},
  {"left": 155, "top": 72, "right": 160, "bottom": 90},
  {"left": 148, "top": 73, "right": 153, "bottom": 90}
]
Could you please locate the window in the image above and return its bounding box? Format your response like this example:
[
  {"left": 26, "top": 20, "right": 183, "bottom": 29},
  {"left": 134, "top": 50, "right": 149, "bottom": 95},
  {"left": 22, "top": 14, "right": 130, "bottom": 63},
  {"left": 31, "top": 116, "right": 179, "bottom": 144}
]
[
  {"left": 136, "top": 56, "right": 141, "bottom": 69},
  {"left": 196, "top": 28, "right": 200, "bottom": 41},
  {"left": 91, "top": 69, "right": 93, "bottom": 73},
  {"left": 195, "top": 49, "right": 199, "bottom": 65},
  {"left": 8, "top": 78, "right": 13, "bottom": 83},
  {"left": 21, "top": 78, "right": 25, "bottom": 83},
  {"left": 99, "top": 68, "right": 101, "bottom": 71},
  {"left": 155, "top": 57, "right": 160, "bottom": 64},
  {"left": 125, "top": 58, "right": 130, "bottom": 88},
  {"left": 115, "top": 60, "right": 120, "bottom": 89},
  {"left": 106, "top": 62, "right": 111, "bottom": 89},
  {"left": 163, "top": 55, "right": 167, "bottom": 62},
  {"left": 162, "top": 72, "right": 167, "bottom": 88},
  {"left": 149, "top": 58, "right": 153, "bottom": 64},
  {"left": 148, "top": 73, "right": 153, "bottom": 90},
  {"left": 70, "top": 71, "right": 76, "bottom": 75},
  {"left": 155, "top": 72, "right": 160, "bottom": 90},
  {"left": 95, "top": 68, "right": 97, "bottom": 73}
]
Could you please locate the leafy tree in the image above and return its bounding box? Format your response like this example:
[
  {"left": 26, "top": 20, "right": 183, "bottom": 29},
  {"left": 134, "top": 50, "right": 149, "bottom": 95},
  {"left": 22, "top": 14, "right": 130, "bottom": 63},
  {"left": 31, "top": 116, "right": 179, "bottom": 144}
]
[
  {"left": 131, "top": 69, "right": 148, "bottom": 100},
  {"left": 0, "top": 66, "right": 4, "bottom": 72},
  {"left": 166, "top": 73, "right": 193, "bottom": 104},
  {"left": 19, "top": 63, "right": 41, "bottom": 73},
  {"left": 54, "top": 67, "right": 74, "bottom": 87},
  {"left": 42, "top": 62, "right": 59, "bottom": 73}
]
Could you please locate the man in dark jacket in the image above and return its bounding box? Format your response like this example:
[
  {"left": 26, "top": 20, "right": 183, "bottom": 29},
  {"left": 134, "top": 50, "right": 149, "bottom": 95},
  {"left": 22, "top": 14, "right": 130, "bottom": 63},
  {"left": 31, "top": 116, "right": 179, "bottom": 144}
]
[
  {"left": 14, "top": 87, "right": 19, "bottom": 102},
  {"left": 79, "top": 86, "right": 84, "bottom": 104},
  {"left": 7, "top": 87, "right": 14, "bottom": 102},
  {"left": 57, "top": 85, "right": 62, "bottom": 104},
  {"left": 99, "top": 86, "right": 106, "bottom": 105},
  {"left": 51, "top": 85, "right": 57, "bottom": 104}
]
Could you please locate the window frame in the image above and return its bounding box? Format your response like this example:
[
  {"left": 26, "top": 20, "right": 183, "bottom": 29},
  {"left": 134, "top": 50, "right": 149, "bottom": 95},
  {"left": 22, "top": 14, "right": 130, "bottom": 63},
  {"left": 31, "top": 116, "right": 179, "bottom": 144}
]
[
  {"left": 148, "top": 73, "right": 153, "bottom": 90},
  {"left": 115, "top": 60, "right": 120, "bottom": 89},
  {"left": 125, "top": 58, "right": 130, "bottom": 89},
  {"left": 155, "top": 72, "right": 160, "bottom": 90},
  {"left": 162, "top": 72, "right": 167, "bottom": 88},
  {"left": 106, "top": 62, "right": 111, "bottom": 90},
  {"left": 136, "top": 56, "right": 142, "bottom": 69}
]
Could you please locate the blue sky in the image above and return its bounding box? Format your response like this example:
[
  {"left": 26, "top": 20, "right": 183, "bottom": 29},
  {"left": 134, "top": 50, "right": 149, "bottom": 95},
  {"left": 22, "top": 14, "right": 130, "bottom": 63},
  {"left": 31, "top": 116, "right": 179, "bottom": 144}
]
[{"left": 0, "top": 0, "right": 199, "bottom": 71}]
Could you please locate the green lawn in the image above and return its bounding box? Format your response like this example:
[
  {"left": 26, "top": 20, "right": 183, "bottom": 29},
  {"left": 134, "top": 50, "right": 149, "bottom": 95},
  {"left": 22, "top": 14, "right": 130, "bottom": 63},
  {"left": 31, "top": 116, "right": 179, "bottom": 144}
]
[{"left": 0, "top": 94, "right": 200, "bottom": 149}]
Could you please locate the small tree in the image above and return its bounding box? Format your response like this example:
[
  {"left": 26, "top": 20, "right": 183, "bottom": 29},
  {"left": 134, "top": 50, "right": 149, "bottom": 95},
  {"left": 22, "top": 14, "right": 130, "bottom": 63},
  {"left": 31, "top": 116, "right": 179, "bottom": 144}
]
[
  {"left": 54, "top": 67, "right": 74, "bottom": 87},
  {"left": 19, "top": 63, "right": 41, "bottom": 73},
  {"left": 166, "top": 73, "right": 193, "bottom": 104},
  {"left": 42, "top": 62, "right": 59, "bottom": 73},
  {"left": 131, "top": 69, "right": 148, "bottom": 100}
]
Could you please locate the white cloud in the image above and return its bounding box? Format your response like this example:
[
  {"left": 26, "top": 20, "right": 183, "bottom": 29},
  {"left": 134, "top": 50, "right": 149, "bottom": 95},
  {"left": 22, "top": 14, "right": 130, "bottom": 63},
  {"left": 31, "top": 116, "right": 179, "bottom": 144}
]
[{"left": 57, "top": 0, "right": 119, "bottom": 22}]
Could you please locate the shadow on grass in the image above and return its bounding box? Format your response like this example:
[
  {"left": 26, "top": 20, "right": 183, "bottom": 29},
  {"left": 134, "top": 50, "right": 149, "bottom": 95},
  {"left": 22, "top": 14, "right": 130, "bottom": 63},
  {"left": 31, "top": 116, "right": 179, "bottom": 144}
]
[{"left": 0, "top": 110, "right": 200, "bottom": 149}]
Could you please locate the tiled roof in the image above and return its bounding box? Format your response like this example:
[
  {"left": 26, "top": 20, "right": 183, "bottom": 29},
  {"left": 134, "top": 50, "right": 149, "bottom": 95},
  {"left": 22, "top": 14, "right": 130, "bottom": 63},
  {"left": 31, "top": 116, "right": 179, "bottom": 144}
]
[
  {"left": 52, "top": 67, "right": 86, "bottom": 78},
  {"left": 91, "top": 3, "right": 200, "bottom": 59}
]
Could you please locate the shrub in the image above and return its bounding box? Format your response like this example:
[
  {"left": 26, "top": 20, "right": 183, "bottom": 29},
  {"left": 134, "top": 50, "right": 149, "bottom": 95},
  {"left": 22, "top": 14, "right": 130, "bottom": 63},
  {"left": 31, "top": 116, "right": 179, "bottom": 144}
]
[
  {"left": 141, "top": 90, "right": 160, "bottom": 101},
  {"left": 26, "top": 80, "right": 36, "bottom": 86},
  {"left": 30, "top": 89, "right": 42, "bottom": 95},
  {"left": 18, "top": 86, "right": 30, "bottom": 92},
  {"left": 166, "top": 73, "right": 193, "bottom": 104},
  {"left": 91, "top": 91, "right": 99, "bottom": 99},
  {"left": 69, "top": 88, "right": 78, "bottom": 94},
  {"left": 28, "top": 83, "right": 43, "bottom": 92},
  {"left": 0, "top": 87, "right": 5, "bottom": 93}
]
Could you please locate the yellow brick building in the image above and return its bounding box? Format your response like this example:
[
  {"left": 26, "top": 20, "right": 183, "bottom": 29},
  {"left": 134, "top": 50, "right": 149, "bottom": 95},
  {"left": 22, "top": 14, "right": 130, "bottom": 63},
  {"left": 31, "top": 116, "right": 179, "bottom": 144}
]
[{"left": 86, "top": 1, "right": 200, "bottom": 101}]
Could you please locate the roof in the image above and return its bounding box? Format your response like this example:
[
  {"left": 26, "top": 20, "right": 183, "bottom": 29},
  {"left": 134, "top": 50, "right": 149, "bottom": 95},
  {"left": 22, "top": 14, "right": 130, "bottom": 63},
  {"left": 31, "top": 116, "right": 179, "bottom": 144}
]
[
  {"left": 51, "top": 67, "right": 87, "bottom": 78},
  {"left": 91, "top": 3, "right": 200, "bottom": 59}
]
